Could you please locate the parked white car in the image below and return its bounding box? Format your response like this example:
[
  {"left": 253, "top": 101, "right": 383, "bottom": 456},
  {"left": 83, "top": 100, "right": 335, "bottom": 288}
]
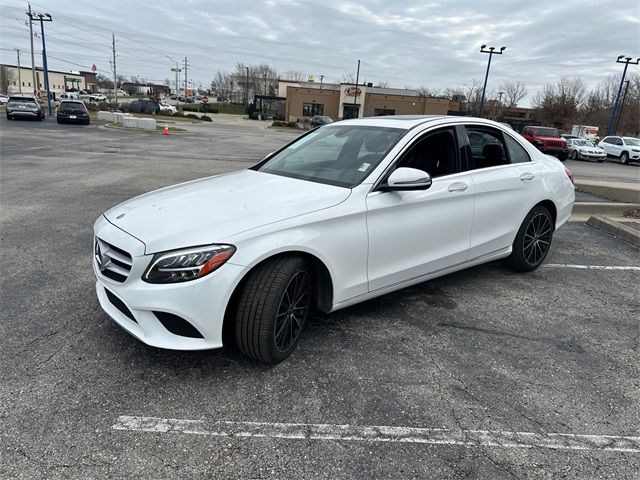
[
  {"left": 598, "top": 136, "right": 640, "bottom": 165},
  {"left": 93, "top": 116, "right": 575, "bottom": 363},
  {"left": 89, "top": 93, "right": 108, "bottom": 102},
  {"left": 0, "top": 94, "right": 9, "bottom": 104},
  {"left": 157, "top": 102, "right": 177, "bottom": 115},
  {"left": 566, "top": 138, "right": 606, "bottom": 162}
]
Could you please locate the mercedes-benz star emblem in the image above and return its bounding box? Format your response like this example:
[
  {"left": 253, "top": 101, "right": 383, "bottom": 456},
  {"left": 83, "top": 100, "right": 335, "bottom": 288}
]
[{"left": 96, "top": 243, "right": 111, "bottom": 272}]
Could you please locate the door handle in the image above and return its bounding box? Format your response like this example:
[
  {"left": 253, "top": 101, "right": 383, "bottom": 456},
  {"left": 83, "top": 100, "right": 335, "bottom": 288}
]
[
  {"left": 448, "top": 182, "right": 468, "bottom": 192},
  {"left": 520, "top": 173, "right": 535, "bottom": 181}
]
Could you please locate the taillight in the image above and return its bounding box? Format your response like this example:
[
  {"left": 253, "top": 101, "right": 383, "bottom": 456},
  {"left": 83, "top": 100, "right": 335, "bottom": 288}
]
[{"left": 564, "top": 167, "right": 574, "bottom": 185}]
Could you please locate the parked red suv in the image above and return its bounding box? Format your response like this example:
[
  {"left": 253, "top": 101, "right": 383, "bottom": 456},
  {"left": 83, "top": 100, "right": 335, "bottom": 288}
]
[{"left": 522, "top": 126, "right": 568, "bottom": 160}]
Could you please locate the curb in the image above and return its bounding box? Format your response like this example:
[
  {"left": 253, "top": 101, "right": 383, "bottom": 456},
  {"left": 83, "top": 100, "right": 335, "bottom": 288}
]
[
  {"left": 575, "top": 180, "right": 640, "bottom": 204},
  {"left": 586, "top": 216, "right": 640, "bottom": 247},
  {"left": 570, "top": 202, "right": 640, "bottom": 221}
]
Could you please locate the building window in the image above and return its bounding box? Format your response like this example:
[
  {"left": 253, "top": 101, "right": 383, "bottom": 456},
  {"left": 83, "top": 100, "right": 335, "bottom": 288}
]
[
  {"left": 374, "top": 108, "right": 395, "bottom": 116},
  {"left": 302, "top": 103, "right": 324, "bottom": 116}
]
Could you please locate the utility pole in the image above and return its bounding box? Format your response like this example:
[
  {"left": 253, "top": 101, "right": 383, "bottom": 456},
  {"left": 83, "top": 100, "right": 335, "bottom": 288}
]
[
  {"left": 112, "top": 33, "right": 117, "bottom": 104},
  {"left": 319, "top": 74, "right": 324, "bottom": 91},
  {"left": 32, "top": 12, "right": 52, "bottom": 115},
  {"left": 478, "top": 45, "right": 506, "bottom": 117},
  {"left": 245, "top": 65, "right": 249, "bottom": 112},
  {"left": 607, "top": 55, "right": 639, "bottom": 135},
  {"left": 353, "top": 59, "right": 361, "bottom": 118},
  {"left": 184, "top": 57, "right": 188, "bottom": 97},
  {"left": 15, "top": 49, "right": 22, "bottom": 93},
  {"left": 26, "top": 3, "right": 36, "bottom": 94}
]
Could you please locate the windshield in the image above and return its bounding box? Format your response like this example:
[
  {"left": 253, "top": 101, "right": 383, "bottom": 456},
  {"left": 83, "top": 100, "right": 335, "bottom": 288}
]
[
  {"left": 574, "top": 140, "right": 588, "bottom": 146},
  {"left": 255, "top": 125, "right": 405, "bottom": 187},
  {"left": 623, "top": 137, "right": 640, "bottom": 146},
  {"left": 535, "top": 128, "right": 559, "bottom": 137}
]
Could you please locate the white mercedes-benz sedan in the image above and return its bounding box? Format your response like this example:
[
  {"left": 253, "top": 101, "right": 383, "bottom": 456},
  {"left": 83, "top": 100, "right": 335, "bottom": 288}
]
[{"left": 93, "top": 116, "right": 574, "bottom": 363}]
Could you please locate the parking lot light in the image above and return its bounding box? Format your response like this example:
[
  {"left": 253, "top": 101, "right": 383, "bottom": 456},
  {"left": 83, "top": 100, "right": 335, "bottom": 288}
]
[
  {"left": 607, "top": 55, "right": 640, "bottom": 135},
  {"left": 478, "top": 45, "right": 506, "bottom": 117}
]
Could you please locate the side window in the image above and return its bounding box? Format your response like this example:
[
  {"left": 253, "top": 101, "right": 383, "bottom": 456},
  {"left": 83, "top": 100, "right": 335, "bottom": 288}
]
[
  {"left": 465, "top": 126, "right": 508, "bottom": 169},
  {"left": 504, "top": 135, "right": 531, "bottom": 163},
  {"left": 395, "top": 127, "right": 459, "bottom": 178}
]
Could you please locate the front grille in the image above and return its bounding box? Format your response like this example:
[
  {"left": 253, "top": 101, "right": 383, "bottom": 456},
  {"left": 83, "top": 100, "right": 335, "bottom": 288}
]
[
  {"left": 95, "top": 237, "right": 132, "bottom": 283},
  {"left": 153, "top": 311, "right": 204, "bottom": 338},
  {"left": 105, "top": 288, "right": 137, "bottom": 323},
  {"left": 546, "top": 140, "right": 564, "bottom": 148}
]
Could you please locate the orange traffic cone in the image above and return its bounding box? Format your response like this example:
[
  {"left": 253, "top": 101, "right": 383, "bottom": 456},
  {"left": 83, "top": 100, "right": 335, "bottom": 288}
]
[{"left": 163, "top": 123, "right": 170, "bottom": 136}]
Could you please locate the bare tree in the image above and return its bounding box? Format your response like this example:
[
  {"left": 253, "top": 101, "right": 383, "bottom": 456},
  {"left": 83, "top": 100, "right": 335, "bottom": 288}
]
[
  {"left": 164, "top": 78, "right": 171, "bottom": 86},
  {"left": 341, "top": 72, "right": 355, "bottom": 84},
  {"left": 282, "top": 70, "right": 305, "bottom": 81},
  {"left": 96, "top": 73, "right": 113, "bottom": 89},
  {"left": 533, "top": 77, "right": 586, "bottom": 129},
  {"left": 499, "top": 80, "right": 528, "bottom": 108},
  {"left": 462, "top": 79, "right": 483, "bottom": 115},
  {"left": 211, "top": 71, "right": 233, "bottom": 102},
  {"left": 377, "top": 80, "right": 390, "bottom": 88},
  {"left": 0, "top": 66, "right": 16, "bottom": 93}
]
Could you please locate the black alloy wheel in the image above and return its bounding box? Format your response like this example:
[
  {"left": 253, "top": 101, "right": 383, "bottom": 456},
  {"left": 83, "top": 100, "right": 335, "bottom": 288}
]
[
  {"left": 522, "top": 212, "right": 553, "bottom": 266},
  {"left": 506, "top": 205, "right": 554, "bottom": 272},
  {"left": 274, "top": 270, "right": 310, "bottom": 353},
  {"left": 571, "top": 150, "right": 578, "bottom": 160},
  {"left": 235, "top": 256, "right": 313, "bottom": 363}
]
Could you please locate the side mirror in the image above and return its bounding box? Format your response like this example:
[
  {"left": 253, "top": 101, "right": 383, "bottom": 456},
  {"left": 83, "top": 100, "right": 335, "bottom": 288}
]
[{"left": 382, "top": 167, "right": 432, "bottom": 191}]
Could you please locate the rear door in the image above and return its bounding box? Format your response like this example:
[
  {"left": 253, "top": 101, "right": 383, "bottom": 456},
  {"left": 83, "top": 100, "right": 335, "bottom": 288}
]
[
  {"left": 365, "top": 126, "right": 475, "bottom": 291},
  {"left": 462, "top": 125, "right": 543, "bottom": 259}
]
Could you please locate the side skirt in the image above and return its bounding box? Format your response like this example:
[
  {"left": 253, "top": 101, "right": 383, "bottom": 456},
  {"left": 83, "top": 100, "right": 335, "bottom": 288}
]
[{"left": 330, "top": 247, "right": 512, "bottom": 312}]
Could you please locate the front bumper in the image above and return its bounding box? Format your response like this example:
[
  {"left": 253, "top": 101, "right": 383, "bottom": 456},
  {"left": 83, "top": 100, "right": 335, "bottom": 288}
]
[
  {"left": 578, "top": 151, "right": 607, "bottom": 160},
  {"left": 93, "top": 216, "right": 246, "bottom": 350}
]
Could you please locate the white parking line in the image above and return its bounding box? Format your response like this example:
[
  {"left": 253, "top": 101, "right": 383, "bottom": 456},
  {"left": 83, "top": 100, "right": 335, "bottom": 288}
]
[
  {"left": 112, "top": 416, "right": 640, "bottom": 453},
  {"left": 543, "top": 264, "right": 640, "bottom": 271}
]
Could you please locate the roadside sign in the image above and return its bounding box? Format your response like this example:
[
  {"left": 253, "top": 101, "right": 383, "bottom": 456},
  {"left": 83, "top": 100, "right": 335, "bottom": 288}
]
[{"left": 202, "top": 96, "right": 209, "bottom": 104}]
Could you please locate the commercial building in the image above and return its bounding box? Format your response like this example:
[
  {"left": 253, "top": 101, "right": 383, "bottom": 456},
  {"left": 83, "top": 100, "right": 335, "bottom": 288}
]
[
  {"left": 0, "top": 63, "right": 97, "bottom": 95},
  {"left": 282, "top": 81, "right": 461, "bottom": 122}
]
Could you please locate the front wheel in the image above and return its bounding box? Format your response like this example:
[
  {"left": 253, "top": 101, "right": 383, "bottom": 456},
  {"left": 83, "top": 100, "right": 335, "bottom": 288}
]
[
  {"left": 570, "top": 150, "right": 578, "bottom": 160},
  {"left": 620, "top": 152, "right": 629, "bottom": 165},
  {"left": 235, "top": 256, "right": 312, "bottom": 363},
  {"left": 506, "top": 205, "right": 554, "bottom": 272}
]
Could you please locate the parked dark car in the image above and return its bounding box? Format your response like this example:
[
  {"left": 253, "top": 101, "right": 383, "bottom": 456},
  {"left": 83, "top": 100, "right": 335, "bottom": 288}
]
[
  {"left": 6, "top": 95, "right": 45, "bottom": 121},
  {"left": 116, "top": 100, "right": 157, "bottom": 114},
  {"left": 310, "top": 115, "right": 334, "bottom": 128},
  {"left": 57, "top": 100, "right": 90, "bottom": 125}
]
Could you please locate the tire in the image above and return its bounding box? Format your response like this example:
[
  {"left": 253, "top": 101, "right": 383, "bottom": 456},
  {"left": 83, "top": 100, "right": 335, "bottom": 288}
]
[
  {"left": 235, "top": 256, "right": 312, "bottom": 363},
  {"left": 37, "top": 113, "right": 43, "bottom": 121},
  {"left": 597, "top": 159, "right": 603, "bottom": 163},
  {"left": 57, "top": 119, "right": 61, "bottom": 124},
  {"left": 620, "top": 152, "right": 629, "bottom": 165},
  {"left": 84, "top": 119, "right": 90, "bottom": 125},
  {"left": 570, "top": 150, "right": 578, "bottom": 160},
  {"left": 505, "top": 205, "right": 554, "bottom": 272},
  {"left": 6, "top": 114, "right": 11, "bottom": 120}
]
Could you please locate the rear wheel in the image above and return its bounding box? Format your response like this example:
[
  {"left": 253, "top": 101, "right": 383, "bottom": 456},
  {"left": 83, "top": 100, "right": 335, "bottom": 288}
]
[
  {"left": 506, "top": 205, "right": 554, "bottom": 272},
  {"left": 620, "top": 152, "right": 629, "bottom": 165},
  {"left": 6, "top": 114, "right": 11, "bottom": 120},
  {"left": 235, "top": 256, "right": 312, "bottom": 363}
]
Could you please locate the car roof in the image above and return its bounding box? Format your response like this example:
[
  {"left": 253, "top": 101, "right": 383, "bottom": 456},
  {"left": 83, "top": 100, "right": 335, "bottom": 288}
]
[
  {"left": 9, "top": 94, "right": 36, "bottom": 99},
  {"left": 335, "top": 115, "right": 515, "bottom": 131}
]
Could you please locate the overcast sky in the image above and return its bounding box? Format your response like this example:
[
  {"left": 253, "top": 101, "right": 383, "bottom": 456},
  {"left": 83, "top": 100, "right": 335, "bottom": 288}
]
[{"left": 1, "top": 0, "right": 638, "bottom": 105}]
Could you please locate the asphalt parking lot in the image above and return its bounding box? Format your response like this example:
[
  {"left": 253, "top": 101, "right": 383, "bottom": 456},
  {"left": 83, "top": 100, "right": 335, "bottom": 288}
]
[{"left": 1, "top": 115, "right": 639, "bottom": 479}]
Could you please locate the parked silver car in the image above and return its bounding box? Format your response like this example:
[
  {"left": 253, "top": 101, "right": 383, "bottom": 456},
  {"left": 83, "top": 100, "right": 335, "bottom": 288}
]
[
  {"left": 566, "top": 138, "right": 606, "bottom": 162},
  {"left": 6, "top": 95, "right": 45, "bottom": 121}
]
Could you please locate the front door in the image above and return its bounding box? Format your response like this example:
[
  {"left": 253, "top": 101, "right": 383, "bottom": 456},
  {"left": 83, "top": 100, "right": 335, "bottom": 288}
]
[
  {"left": 366, "top": 127, "right": 475, "bottom": 292},
  {"left": 343, "top": 104, "right": 360, "bottom": 119}
]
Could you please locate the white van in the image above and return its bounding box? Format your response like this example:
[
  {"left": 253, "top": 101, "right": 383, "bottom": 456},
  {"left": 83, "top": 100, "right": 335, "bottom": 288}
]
[{"left": 59, "top": 92, "right": 81, "bottom": 101}]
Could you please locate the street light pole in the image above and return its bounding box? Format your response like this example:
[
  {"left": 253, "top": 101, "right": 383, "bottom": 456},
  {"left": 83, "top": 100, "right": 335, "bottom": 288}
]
[
  {"left": 478, "top": 45, "right": 506, "bottom": 117},
  {"left": 606, "top": 55, "right": 639, "bottom": 135},
  {"left": 613, "top": 80, "right": 630, "bottom": 134}
]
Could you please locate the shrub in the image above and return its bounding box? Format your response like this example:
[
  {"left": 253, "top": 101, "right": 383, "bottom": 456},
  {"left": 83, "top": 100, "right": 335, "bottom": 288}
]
[
  {"left": 181, "top": 104, "right": 218, "bottom": 113},
  {"left": 272, "top": 121, "right": 288, "bottom": 127},
  {"left": 185, "top": 113, "right": 199, "bottom": 119},
  {"left": 172, "top": 111, "right": 184, "bottom": 117},
  {"left": 200, "top": 115, "right": 212, "bottom": 122},
  {"left": 287, "top": 121, "right": 298, "bottom": 128}
]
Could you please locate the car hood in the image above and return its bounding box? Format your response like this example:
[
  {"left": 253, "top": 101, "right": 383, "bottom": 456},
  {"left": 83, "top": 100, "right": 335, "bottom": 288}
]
[
  {"left": 536, "top": 136, "right": 565, "bottom": 142},
  {"left": 577, "top": 145, "right": 604, "bottom": 152},
  {"left": 104, "top": 169, "right": 351, "bottom": 254}
]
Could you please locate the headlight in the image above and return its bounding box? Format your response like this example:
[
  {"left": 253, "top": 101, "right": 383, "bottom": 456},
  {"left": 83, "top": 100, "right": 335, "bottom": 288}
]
[{"left": 143, "top": 244, "right": 236, "bottom": 284}]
